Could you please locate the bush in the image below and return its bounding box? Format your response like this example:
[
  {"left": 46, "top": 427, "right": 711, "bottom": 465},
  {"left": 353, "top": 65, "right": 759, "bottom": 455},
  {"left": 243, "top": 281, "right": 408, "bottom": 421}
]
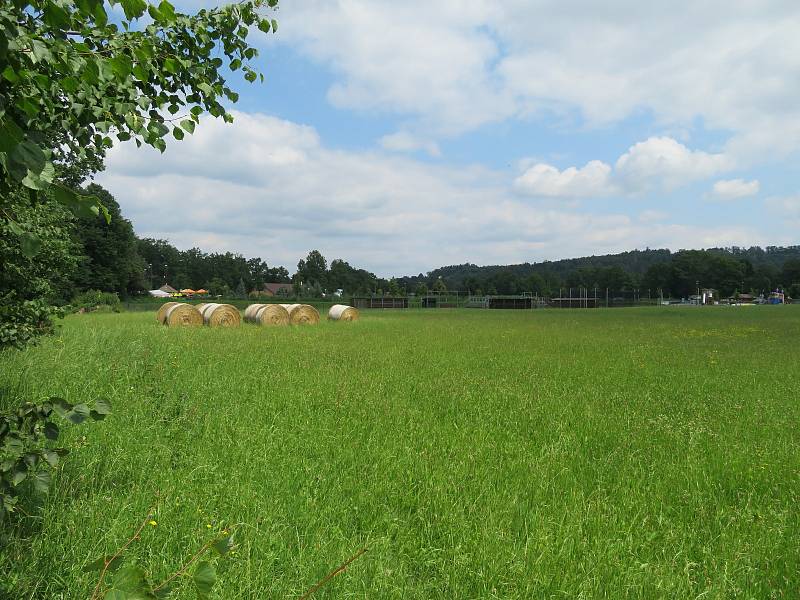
[{"left": 71, "top": 290, "right": 122, "bottom": 313}]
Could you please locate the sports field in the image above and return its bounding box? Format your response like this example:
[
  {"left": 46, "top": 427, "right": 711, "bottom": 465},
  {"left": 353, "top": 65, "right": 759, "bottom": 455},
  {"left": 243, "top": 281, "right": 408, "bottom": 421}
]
[{"left": 1, "top": 307, "right": 799, "bottom": 598}]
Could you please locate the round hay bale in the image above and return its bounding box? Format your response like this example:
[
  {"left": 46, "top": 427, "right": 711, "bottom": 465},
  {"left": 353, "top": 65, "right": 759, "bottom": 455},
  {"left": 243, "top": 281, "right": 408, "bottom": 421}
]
[
  {"left": 280, "top": 303, "right": 320, "bottom": 325},
  {"left": 162, "top": 303, "right": 203, "bottom": 327},
  {"left": 198, "top": 303, "right": 241, "bottom": 327},
  {"left": 156, "top": 301, "right": 180, "bottom": 324},
  {"left": 328, "top": 304, "right": 359, "bottom": 322},
  {"left": 255, "top": 304, "right": 289, "bottom": 326},
  {"left": 244, "top": 303, "right": 266, "bottom": 322}
]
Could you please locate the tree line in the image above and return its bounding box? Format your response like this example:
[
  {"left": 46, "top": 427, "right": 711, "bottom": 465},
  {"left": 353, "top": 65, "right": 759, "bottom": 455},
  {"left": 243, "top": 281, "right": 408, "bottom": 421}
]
[
  {"left": 394, "top": 247, "right": 800, "bottom": 299},
  {"left": 18, "top": 181, "right": 800, "bottom": 309}
]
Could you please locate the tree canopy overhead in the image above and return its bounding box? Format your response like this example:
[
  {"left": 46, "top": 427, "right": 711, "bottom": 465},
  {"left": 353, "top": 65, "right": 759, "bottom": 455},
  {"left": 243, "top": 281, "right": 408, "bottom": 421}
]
[
  {"left": 0, "top": 0, "right": 278, "bottom": 252},
  {"left": 1, "top": 0, "right": 278, "bottom": 349}
]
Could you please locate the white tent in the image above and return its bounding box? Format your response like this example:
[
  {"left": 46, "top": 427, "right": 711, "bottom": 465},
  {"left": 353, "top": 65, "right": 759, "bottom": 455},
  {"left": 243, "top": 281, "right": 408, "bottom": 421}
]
[{"left": 148, "top": 289, "right": 171, "bottom": 298}]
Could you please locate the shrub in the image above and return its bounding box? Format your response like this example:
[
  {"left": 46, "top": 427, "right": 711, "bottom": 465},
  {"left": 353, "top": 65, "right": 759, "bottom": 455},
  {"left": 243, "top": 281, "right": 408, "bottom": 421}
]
[
  {"left": 71, "top": 289, "right": 122, "bottom": 313},
  {"left": 0, "top": 397, "right": 111, "bottom": 524}
]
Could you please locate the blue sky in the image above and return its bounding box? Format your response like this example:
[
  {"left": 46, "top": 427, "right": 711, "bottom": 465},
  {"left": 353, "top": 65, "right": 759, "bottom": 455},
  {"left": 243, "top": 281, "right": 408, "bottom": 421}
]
[{"left": 99, "top": 1, "right": 800, "bottom": 277}]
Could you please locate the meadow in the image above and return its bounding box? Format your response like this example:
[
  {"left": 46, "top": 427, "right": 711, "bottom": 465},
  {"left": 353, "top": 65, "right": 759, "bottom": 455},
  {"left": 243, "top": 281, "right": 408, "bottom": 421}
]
[{"left": 1, "top": 306, "right": 799, "bottom": 599}]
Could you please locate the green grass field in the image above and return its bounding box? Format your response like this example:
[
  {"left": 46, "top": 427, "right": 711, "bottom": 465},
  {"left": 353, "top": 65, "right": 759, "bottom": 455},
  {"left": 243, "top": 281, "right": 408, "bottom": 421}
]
[{"left": 2, "top": 307, "right": 799, "bottom": 599}]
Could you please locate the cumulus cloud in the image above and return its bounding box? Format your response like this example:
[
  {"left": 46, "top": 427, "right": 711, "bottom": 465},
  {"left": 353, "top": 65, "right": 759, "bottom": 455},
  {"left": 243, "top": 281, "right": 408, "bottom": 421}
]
[
  {"left": 271, "top": 1, "right": 800, "bottom": 161},
  {"left": 379, "top": 131, "right": 441, "bottom": 157},
  {"left": 514, "top": 160, "right": 613, "bottom": 198},
  {"left": 614, "top": 137, "right": 731, "bottom": 191},
  {"left": 516, "top": 136, "right": 732, "bottom": 198},
  {"left": 709, "top": 178, "right": 760, "bottom": 200},
  {"left": 97, "top": 112, "right": 770, "bottom": 275}
]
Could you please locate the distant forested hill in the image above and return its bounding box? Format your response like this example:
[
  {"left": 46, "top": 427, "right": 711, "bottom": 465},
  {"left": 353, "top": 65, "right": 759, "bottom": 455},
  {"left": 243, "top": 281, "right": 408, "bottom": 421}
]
[{"left": 398, "top": 246, "right": 800, "bottom": 298}]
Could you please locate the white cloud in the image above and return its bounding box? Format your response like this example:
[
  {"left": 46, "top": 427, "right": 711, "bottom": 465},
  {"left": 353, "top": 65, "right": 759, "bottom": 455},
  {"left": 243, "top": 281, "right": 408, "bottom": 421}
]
[
  {"left": 615, "top": 137, "right": 731, "bottom": 192},
  {"left": 97, "top": 112, "right": 771, "bottom": 275},
  {"left": 379, "top": 131, "right": 441, "bottom": 157},
  {"left": 514, "top": 160, "right": 613, "bottom": 198},
  {"left": 515, "top": 136, "right": 731, "bottom": 198},
  {"left": 709, "top": 178, "right": 760, "bottom": 200},
  {"left": 274, "top": 1, "right": 800, "bottom": 161}
]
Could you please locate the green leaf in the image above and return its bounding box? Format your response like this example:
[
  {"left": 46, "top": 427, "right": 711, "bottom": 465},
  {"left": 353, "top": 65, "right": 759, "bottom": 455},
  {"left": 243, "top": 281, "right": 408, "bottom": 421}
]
[
  {"left": 257, "top": 19, "right": 270, "bottom": 34},
  {"left": 44, "top": 2, "right": 70, "bottom": 29},
  {"left": 172, "top": 127, "right": 184, "bottom": 140},
  {"left": 51, "top": 398, "right": 72, "bottom": 418},
  {"left": 164, "top": 58, "right": 178, "bottom": 74},
  {"left": 3, "top": 437, "right": 24, "bottom": 457},
  {"left": 20, "top": 233, "right": 42, "bottom": 258},
  {"left": 93, "top": 2, "right": 109, "bottom": 27},
  {"left": 33, "top": 470, "right": 51, "bottom": 494},
  {"left": 180, "top": 119, "right": 195, "bottom": 134},
  {"left": 43, "top": 422, "right": 59, "bottom": 441},
  {"left": 133, "top": 63, "right": 148, "bottom": 81},
  {"left": 8, "top": 220, "right": 24, "bottom": 236},
  {"left": 94, "top": 398, "right": 113, "bottom": 415},
  {"left": 104, "top": 590, "right": 127, "bottom": 600},
  {"left": 212, "top": 533, "right": 234, "bottom": 556},
  {"left": 112, "top": 564, "right": 155, "bottom": 599},
  {"left": 1, "top": 65, "right": 18, "bottom": 83},
  {"left": 271, "top": 19, "right": 278, "bottom": 33},
  {"left": 99, "top": 202, "right": 112, "bottom": 225},
  {"left": 147, "top": 4, "right": 162, "bottom": 21},
  {"left": 62, "top": 76, "right": 80, "bottom": 92},
  {"left": 157, "top": 0, "right": 176, "bottom": 23},
  {"left": 193, "top": 561, "right": 216, "bottom": 598},
  {"left": 11, "top": 464, "right": 27, "bottom": 486},
  {"left": 43, "top": 450, "right": 59, "bottom": 468},
  {"left": 67, "top": 404, "right": 91, "bottom": 424},
  {"left": 22, "top": 161, "right": 55, "bottom": 191},
  {"left": 0, "top": 118, "right": 24, "bottom": 153},
  {"left": 111, "top": 55, "right": 133, "bottom": 79},
  {"left": 120, "top": 0, "right": 148, "bottom": 20},
  {"left": 152, "top": 584, "right": 174, "bottom": 599},
  {"left": 53, "top": 186, "right": 102, "bottom": 220},
  {"left": 84, "top": 555, "right": 125, "bottom": 573},
  {"left": 10, "top": 141, "right": 46, "bottom": 179}
]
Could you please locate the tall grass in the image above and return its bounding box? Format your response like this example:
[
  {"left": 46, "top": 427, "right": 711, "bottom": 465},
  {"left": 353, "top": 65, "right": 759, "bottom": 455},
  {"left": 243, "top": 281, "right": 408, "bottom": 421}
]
[{"left": 1, "top": 307, "right": 799, "bottom": 598}]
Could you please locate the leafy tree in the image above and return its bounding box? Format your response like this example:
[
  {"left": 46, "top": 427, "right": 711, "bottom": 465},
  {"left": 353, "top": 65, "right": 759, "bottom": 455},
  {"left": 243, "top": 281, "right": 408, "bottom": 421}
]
[
  {"left": 205, "top": 277, "right": 231, "bottom": 298},
  {"left": 234, "top": 277, "right": 247, "bottom": 299},
  {"left": 782, "top": 259, "right": 800, "bottom": 287},
  {"left": 387, "top": 278, "right": 401, "bottom": 296},
  {"left": 71, "top": 184, "right": 145, "bottom": 298},
  {"left": 295, "top": 250, "right": 328, "bottom": 289},
  {"left": 0, "top": 191, "right": 79, "bottom": 348},
  {"left": 415, "top": 282, "right": 428, "bottom": 297},
  {"left": 432, "top": 278, "right": 447, "bottom": 293},
  {"left": 1, "top": 0, "right": 279, "bottom": 347}
]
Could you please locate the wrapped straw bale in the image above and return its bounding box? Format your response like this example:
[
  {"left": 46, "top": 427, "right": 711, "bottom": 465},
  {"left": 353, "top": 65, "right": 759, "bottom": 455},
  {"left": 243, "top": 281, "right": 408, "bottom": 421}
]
[
  {"left": 328, "top": 304, "right": 359, "bottom": 322},
  {"left": 162, "top": 303, "right": 203, "bottom": 327},
  {"left": 279, "top": 303, "right": 320, "bottom": 325},
  {"left": 245, "top": 303, "right": 289, "bottom": 326},
  {"left": 156, "top": 301, "right": 180, "bottom": 324},
  {"left": 198, "top": 303, "right": 241, "bottom": 327},
  {"left": 243, "top": 303, "right": 265, "bottom": 322}
]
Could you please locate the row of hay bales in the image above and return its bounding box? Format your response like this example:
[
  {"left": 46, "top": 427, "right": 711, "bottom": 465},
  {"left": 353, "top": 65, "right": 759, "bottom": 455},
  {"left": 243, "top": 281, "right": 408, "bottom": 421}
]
[{"left": 157, "top": 302, "right": 358, "bottom": 327}]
